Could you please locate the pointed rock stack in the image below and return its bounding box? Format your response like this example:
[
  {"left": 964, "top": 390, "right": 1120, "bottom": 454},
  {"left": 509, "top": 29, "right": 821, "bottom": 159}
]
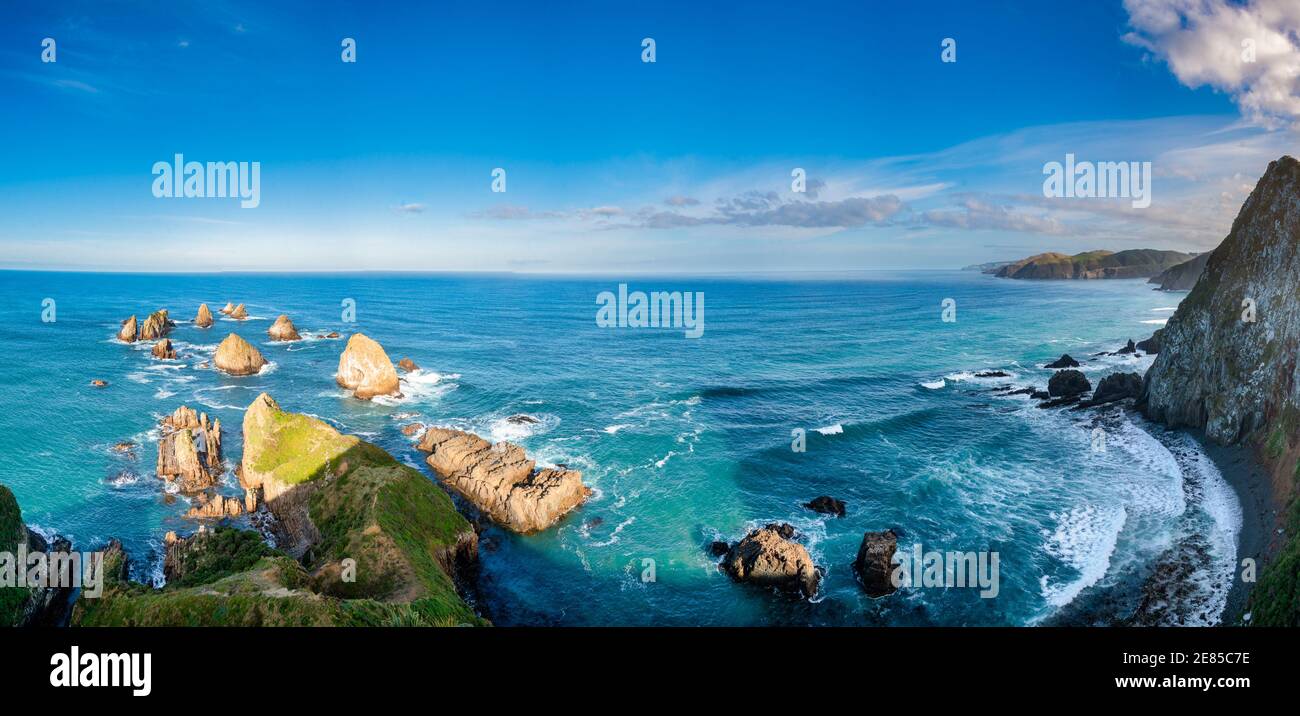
[
  {"left": 416, "top": 427, "right": 587, "bottom": 532},
  {"left": 116, "top": 316, "right": 138, "bottom": 343},
  {"left": 336, "top": 333, "right": 401, "bottom": 399},
  {"left": 267, "top": 314, "right": 301, "bottom": 341},
  {"left": 156, "top": 406, "right": 222, "bottom": 493},
  {"left": 138, "top": 309, "right": 173, "bottom": 341},
  {"left": 213, "top": 333, "right": 266, "bottom": 375},
  {"left": 219, "top": 302, "right": 235, "bottom": 315},
  {"left": 195, "top": 303, "right": 214, "bottom": 328},
  {"left": 853, "top": 529, "right": 898, "bottom": 598},
  {"left": 151, "top": 338, "right": 176, "bottom": 360},
  {"left": 229, "top": 304, "right": 248, "bottom": 320}
]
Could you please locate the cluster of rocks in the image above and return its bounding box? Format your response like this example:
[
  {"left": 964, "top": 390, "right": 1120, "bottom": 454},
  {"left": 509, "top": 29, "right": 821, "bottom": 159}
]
[
  {"left": 219, "top": 302, "right": 248, "bottom": 320},
  {"left": 415, "top": 426, "right": 589, "bottom": 533},
  {"left": 116, "top": 309, "right": 174, "bottom": 343},
  {"left": 156, "top": 405, "right": 223, "bottom": 493},
  {"left": 709, "top": 512, "right": 901, "bottom": 601}
]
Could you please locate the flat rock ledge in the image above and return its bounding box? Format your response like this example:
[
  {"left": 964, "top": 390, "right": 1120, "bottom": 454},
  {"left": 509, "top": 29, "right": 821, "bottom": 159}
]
[{"left": 416, "top": 427, "right": 587, "bottom": 533}]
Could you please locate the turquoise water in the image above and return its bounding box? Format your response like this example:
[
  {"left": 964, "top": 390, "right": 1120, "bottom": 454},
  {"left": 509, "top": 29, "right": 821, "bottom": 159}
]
[{"left": 0, "top": 270, "right": 1240, "bottom": 625}]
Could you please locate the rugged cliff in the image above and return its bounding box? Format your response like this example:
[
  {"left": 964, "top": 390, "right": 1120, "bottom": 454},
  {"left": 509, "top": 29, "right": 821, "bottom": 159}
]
[
  {"left": 68, "top": 393, "right": 485, "bottom": 626},
  {"left": 1147, "top": 252, "right": 1210, "bottom": 291},
  {"left": 1140, "top": 155, "right": 1300, "bottom": 625}
]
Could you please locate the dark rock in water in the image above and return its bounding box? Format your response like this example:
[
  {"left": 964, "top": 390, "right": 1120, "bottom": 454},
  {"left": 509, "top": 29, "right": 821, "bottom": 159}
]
[
  {"left": 804, "top": 495, "right": 846, "bottom": 517},
  {"left": 766, "top": 522, "right": 797, "bottom": 539},
  {"left": 1006, "top": 387, "right": 1037, "bottom": 396},
  {"left": 506, "top": 414, "right": 540, "bottom": 425},
  {"left": 1136, "top": 329, "right": 1162, "bottom": 355},
  {"left": 585, "top": 517, "right": 604, "bottom": 529},
  {"left": 709, "top": 540, "right": 731, "bottom": 557},
  {"left": 1048, "top": 369, "right": 1091, "bottom": 397},
  {"left": 1031, "top": 390, "right": 1051, "bottom": 400},
  {"left": 1083, "top": 372, "right": 1143, "bottom": 407},
  {"left": 1045, "top": 354, "right": 1080, "bottom": 368},
  {"left": 1039, "top": 394, "right": 1082, "bottom": 409},
  {"left": 1116, "top": 339, "right": 1137, "bottom": 355},
  {"left": 854, "top": 529, "right": 898, "bottom": 598},
  {"left": 974, "top": 370, "right": 1010, "bottom": 378}
]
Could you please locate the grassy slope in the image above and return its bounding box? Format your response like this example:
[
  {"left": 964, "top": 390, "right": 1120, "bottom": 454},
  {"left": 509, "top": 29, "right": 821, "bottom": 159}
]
[
  {"left": 0, "top": 486, "right": 32, "bottom": 627},
  {"left": 70, "top": 394, "right": 484, "bottom": 627}
]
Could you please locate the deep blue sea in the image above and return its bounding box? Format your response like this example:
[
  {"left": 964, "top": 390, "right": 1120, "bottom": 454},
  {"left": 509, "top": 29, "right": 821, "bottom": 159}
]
[{"left": 0, "top": 270, "right": 1241, "bottom": 625}]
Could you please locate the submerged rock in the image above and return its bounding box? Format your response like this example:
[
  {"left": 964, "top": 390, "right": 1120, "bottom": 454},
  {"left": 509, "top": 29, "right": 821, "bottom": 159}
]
[
  {"left": 116, "top": 315, "right": 138, "bottom": 343},
  {"left": 195, "top": 303, "right": 214, "bottom": 328},
  {"left": 151, "top": 338, "right": 176, "bottom": 360},
  {"left": 854, "top": 529, "right": 898, "bottom": 598},
  {"left": 720, "top": 525, "right": 821, "bottom": 598},
  {"left": 398, "top": 357, "right": 418, "bottom": 372},
  {"left": 1047, "top": 369, "right": 1091, "bottom": 397},
  {"left": 416, "top": 427, "right": 588, "bottom": 533},
  {"left": 400, "top": 422, "right": 424, "bottom": 436},
  {"left": 91, "top": 379, "right": 108, "bottom": 388},
  {"left": 506, "top": 414, "right": 539, "bottom": 425},
  {"left": 336, "top": 333, "right": 401, "bottom": 399},
  {"left": 214, "top": 333, "right": 266, "bottom": 376},
  {"left": 709, "top": 540, "right": 731, "bottom": 557},
  {"left": 804, "top": 495, "right": 846, "bottom": 517},
  {"left": 267, "top": 314, "right": 301, "bottom": 341},
  {"left": 1045, "top": 354, "right": 1080, "bottom": 368}
]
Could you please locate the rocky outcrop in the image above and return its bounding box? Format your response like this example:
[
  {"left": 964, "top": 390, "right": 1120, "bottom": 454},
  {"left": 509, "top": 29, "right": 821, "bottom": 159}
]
[
  {"left": 416, "top": 427, "right": 588, "bottom": 533},
  {"left": 213, "top": 333, "right": 266, "bottom": 376},
  {"left": 719, "top": 525, "right": 821, "bottom": 598},
  {"left": 1048, "top": 369, "right": 1091, "bottom": 397},
  {"left": 156, "top": 406, "right": 222, "bottom": 493},
  {"left": 219, "top": 302, "right": 235, "bottom": 315},
  {"left": 1138, "top": 156, "right": 1300, "bottom": 626},
  {"left": 804, "top": 495, "right": 846, "bottom": 517},
  {"left": 1142, "top": 156, "right": 1300, "bottom": 446},
  {"left": 229, "top": 304, "right": 248, "bottom": 320},
  {"left": 185, "top": 493, "right": 246, "bottom": 519},
  {"left": 1082, "top": 372, "right": 1142, "bottom": 407},
  {"left": 1149, "top": 252, "right": 1210, "bottom": 291},
  {"left": 1116, "top": 338, "right": 1138, "bottom": 355},
  {"left": 398, "top": 358, "right": 418, "bottom": 372},
  {"left": 336, "top": 333, "right": 401, "bottom": 399},
  {"left": 91, "top": 379, "right": 108, "bottom": 388},
  {"left": 0, "top": 486, "right": 77, "bottom": 627},
  {"left": 1136, "top": 329, "right": 1163, "bottom": 355},
  {"left": 116, "top": 315, "right": 137, "bottom": 342},
  {"left": 138, "top": 310, "right": 173, "bottom": 341},
  {"left": 854, "top": 529, "right": 899, "bottom": 598},
  {"left": 151, "top": 338, "right": 176, "bottom": 360},
  {"left": 195, "top": 303, "right": 214, "bottom": 328},
  {"left": 1045, "top": 354, "right": 1080, "bottom": 368},
  {"left": 267, "top": 314, "right": 301, "bottom": 341},
  {"left": 996, "top": 249, "right": 1197, "bottom": 280}
]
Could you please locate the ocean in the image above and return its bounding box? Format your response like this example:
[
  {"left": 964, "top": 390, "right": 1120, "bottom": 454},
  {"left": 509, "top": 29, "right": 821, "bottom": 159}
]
[{"left": 0, "top": 269, "right": 1241, "bottom": 626}]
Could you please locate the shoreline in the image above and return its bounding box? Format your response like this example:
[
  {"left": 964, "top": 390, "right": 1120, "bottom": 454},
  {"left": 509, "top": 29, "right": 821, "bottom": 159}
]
[{"left": 1197, "top": 435, "right": 1281, "bottom": 624}]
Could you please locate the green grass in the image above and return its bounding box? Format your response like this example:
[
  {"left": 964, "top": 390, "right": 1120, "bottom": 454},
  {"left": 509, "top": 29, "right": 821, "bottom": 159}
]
[
  {"left": 0, "top": 486, "right": 32, "bottom": 627},
  {"left": 166, "top": 527, "right": 279, "bottom": 589},
  {"left": 1248, "top": 498, "right": 1300, "bottom": 626}
]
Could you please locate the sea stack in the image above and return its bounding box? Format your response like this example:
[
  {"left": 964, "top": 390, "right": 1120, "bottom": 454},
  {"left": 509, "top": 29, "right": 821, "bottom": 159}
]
[
  {"left": 116, "top": 315, "right": 137, "bottom": 342},
  {"left": 156, "top": 406, "right": 222, "bottom": 493},
  {"left": 138, "top": 309, "right": 173, "bottom": 341},
  {"left": 151, "top": 338, "right": 176, "bottom": 360},
  {"left": 267, "top": 314, "right": 301, "bottom": 341},
  {"left": 219, "top": 302, "right": 235, "bottom": 315},
  {"left": 720, "top": 524, "right": 821, "bottom": 598},
  {"left": 195, "top": 303, "right": 214, "bottom": 328},
  {"left": 213, "top": 333, "right": 267, "bottom": 376},
  {"left": 229, "top": 304, "right": 248, "bottom": 320},
  {"left": 853, "top": 529, "right": 899, "bottom": 598},
  {"left": 416, "top": 427, "right": 588, "bottom": 532},
  {"left": 336, "top": 333, "right": 401, "bottom": 399}
]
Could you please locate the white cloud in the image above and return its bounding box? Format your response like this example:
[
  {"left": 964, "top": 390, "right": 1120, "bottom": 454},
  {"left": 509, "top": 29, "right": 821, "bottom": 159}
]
[{"left": 1123, "top": 0, "right": 1300, "bottom": 127}]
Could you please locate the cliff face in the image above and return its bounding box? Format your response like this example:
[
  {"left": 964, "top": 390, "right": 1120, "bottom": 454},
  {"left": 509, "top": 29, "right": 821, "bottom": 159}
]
[
  {"left": 996, "top": 249, "right": 1196, "bottom": 279},
  {"left": 1139, "top": 155, "right": 1300, "bottom": 626},
  {"left": 1148, "top": 252, "right": 1211, "bottom": 291},
  {"left": 1141, "top": 156, "right": 1300, "bottom": 447}
]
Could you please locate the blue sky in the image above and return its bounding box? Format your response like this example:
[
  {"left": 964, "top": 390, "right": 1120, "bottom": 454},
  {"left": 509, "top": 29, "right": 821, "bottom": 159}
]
[{"left": 1, "top": 0, "right": 1296, "bottom": 272}]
